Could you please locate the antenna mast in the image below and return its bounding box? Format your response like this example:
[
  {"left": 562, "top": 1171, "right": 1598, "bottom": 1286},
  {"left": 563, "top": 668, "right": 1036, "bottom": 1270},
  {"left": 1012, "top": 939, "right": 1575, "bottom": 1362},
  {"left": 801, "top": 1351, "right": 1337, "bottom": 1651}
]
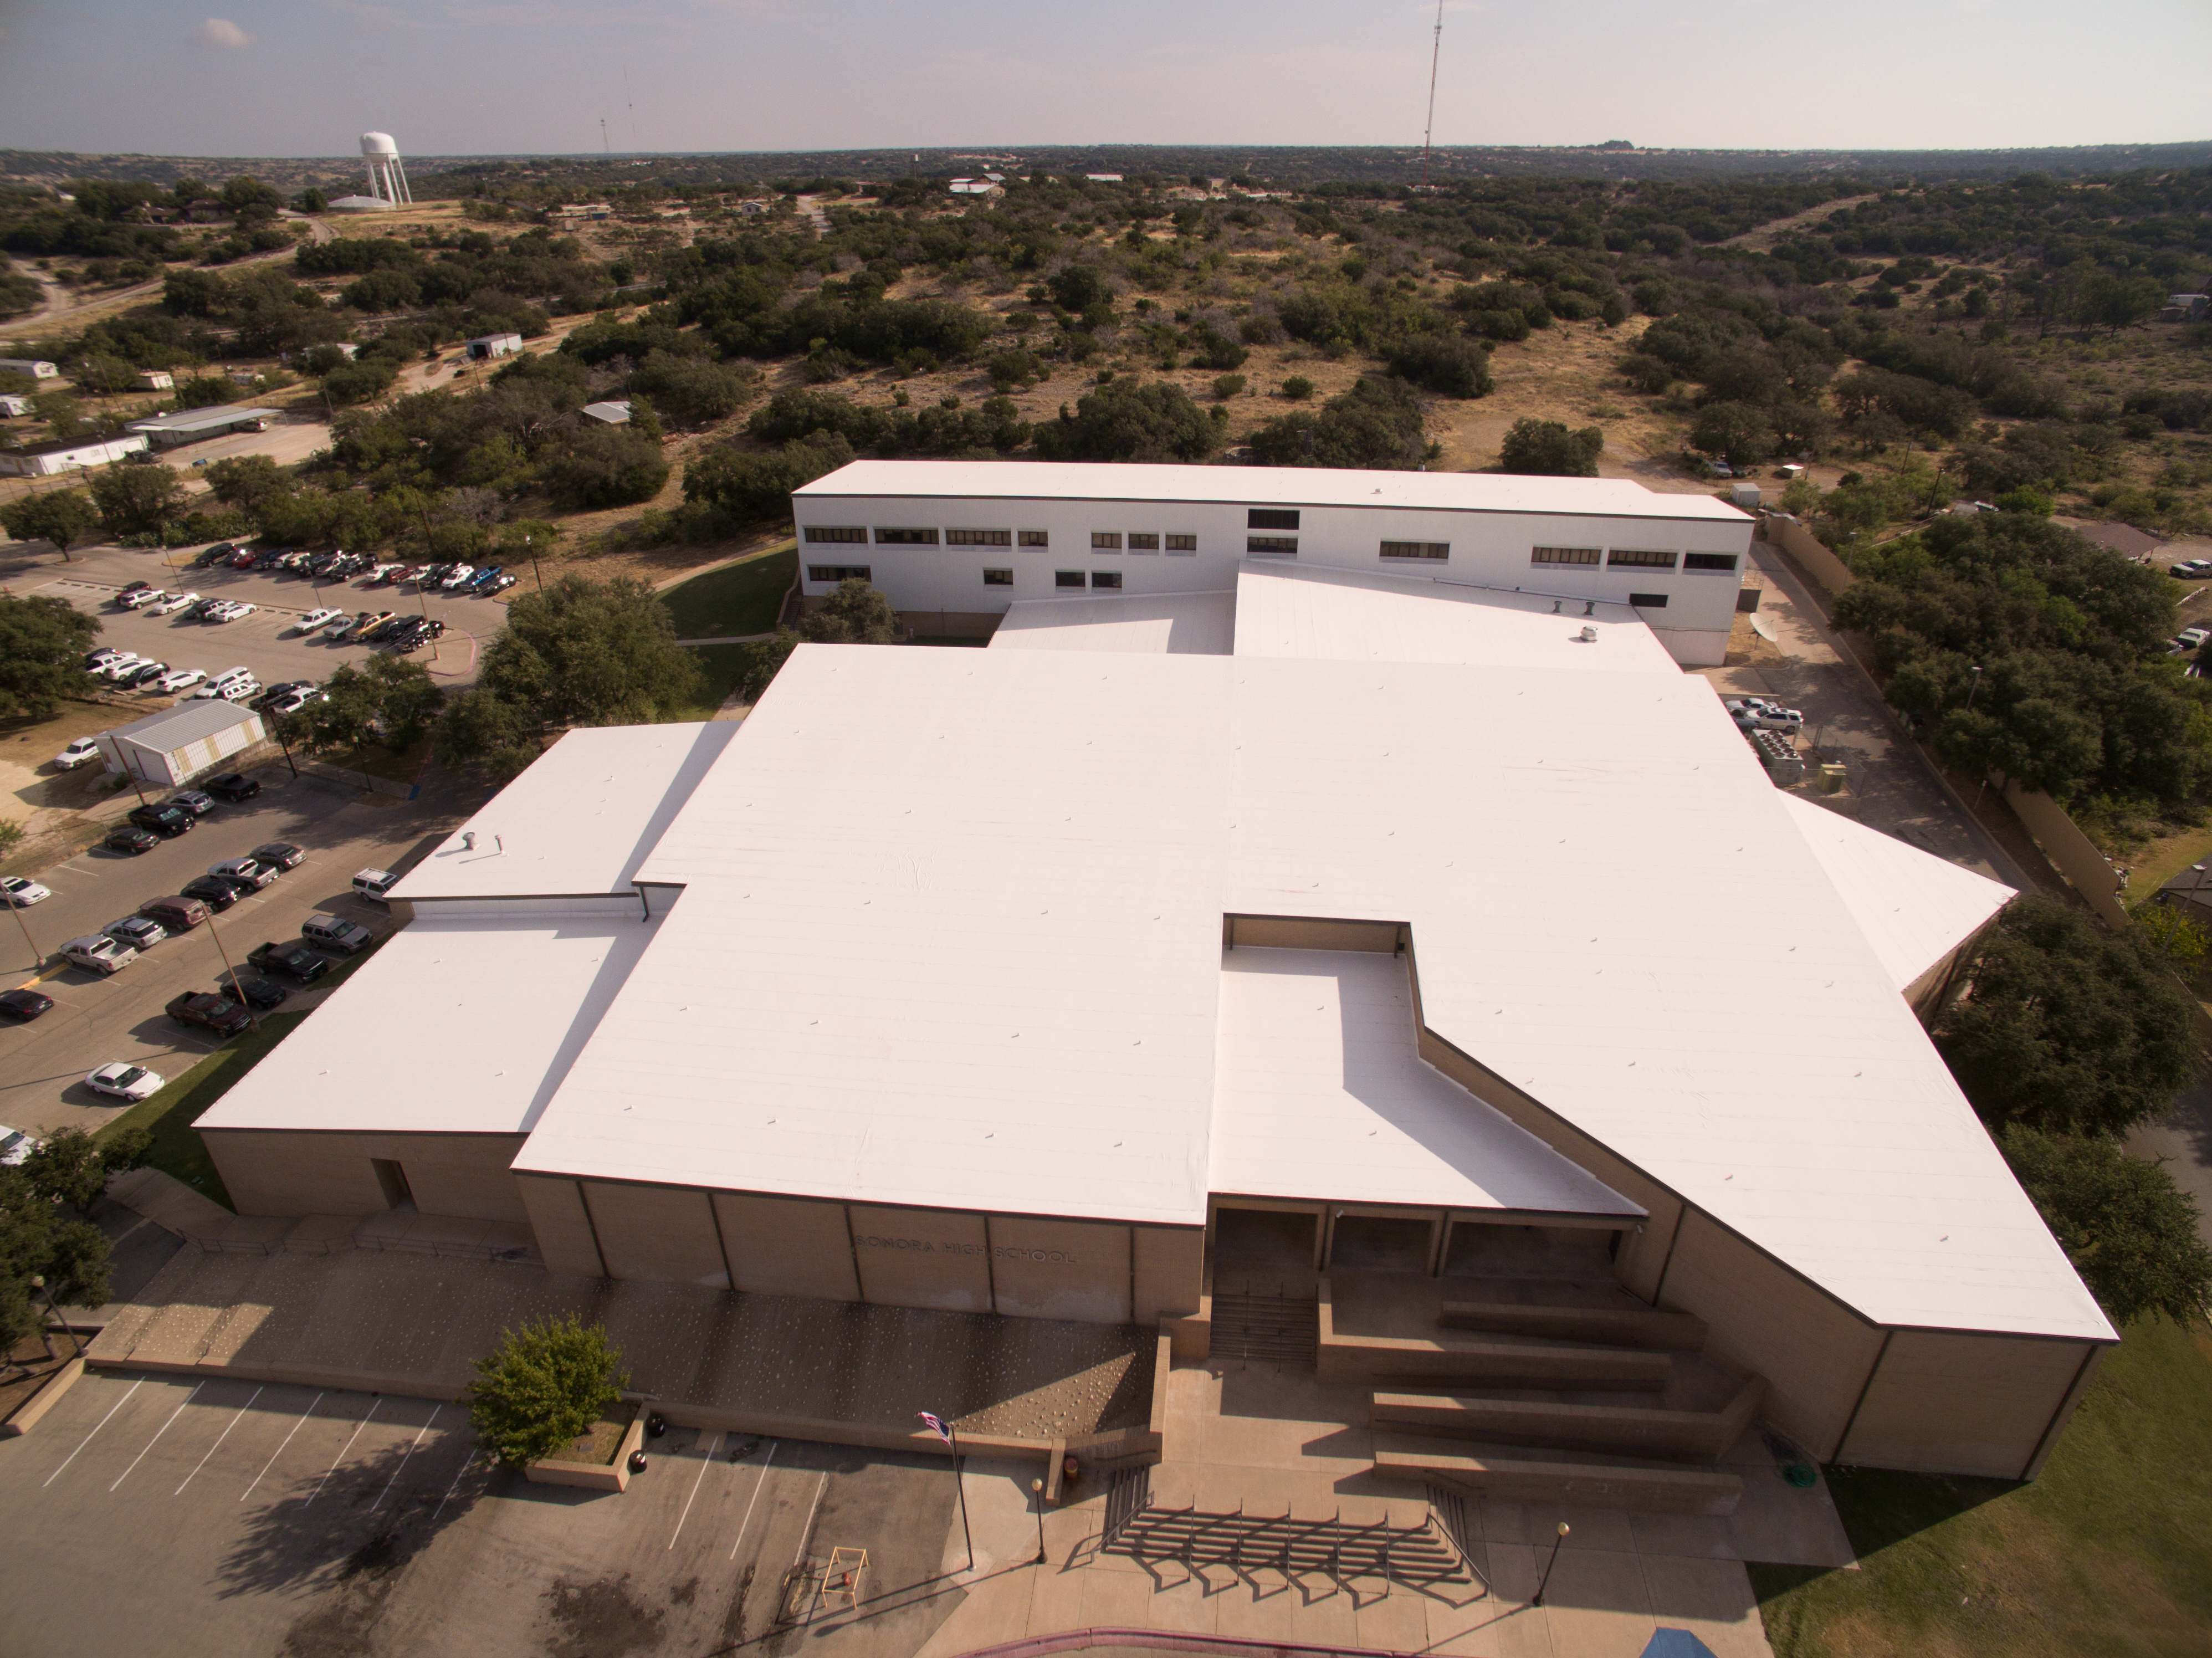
[
  {"left": 623, "top": 63, "right": 639, "bottom": 151},
  {"left": 601, "top": 118, "right": 610, "bottom": 155},
  {"left": 1421, "top": 0, "right": 1444, "bottom": 190}
]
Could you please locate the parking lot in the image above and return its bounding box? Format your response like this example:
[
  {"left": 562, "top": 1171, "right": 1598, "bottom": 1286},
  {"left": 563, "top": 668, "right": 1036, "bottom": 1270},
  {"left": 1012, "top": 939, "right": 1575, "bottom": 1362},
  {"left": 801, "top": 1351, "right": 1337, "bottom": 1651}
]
[
  {"left": 20, "top": 540, "right": 510, "bottom": 698},
  {"left": 0, "top": 1369, "right": 995, "bottom": 1658},
  {"left": 1, "top": 763, "right": 482, "bottom": 1138}
]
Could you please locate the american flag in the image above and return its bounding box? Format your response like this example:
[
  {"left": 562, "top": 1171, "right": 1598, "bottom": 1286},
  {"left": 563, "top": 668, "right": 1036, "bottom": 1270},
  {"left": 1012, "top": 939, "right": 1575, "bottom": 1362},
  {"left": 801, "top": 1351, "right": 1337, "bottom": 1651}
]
[{"left": 916, "top": 1411, "right": 954, "bottom": 1446}]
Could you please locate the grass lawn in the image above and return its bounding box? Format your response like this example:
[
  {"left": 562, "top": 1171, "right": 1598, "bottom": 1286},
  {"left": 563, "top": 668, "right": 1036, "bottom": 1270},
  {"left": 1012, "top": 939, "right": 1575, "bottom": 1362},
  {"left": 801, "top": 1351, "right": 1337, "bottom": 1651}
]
[
  {"left": 667, "top": 644, "right": 752, "bottom": 721},
  {"left": 1752, "top": 1315, "right": 2212, "bottom": 1657},
  {"left": 659, "top": 543, "right": 796, "bottom": 638},
  {"left": 94, "top": 1011, "right": 309, "bottom": 1210}
]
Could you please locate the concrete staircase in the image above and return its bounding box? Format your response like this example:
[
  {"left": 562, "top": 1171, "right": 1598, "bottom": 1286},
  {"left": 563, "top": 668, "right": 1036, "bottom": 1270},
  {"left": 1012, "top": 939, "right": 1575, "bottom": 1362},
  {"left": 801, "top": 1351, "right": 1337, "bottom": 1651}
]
[{"left": 1326, "top": 1273, "right": 1768, "bottom": 1516}]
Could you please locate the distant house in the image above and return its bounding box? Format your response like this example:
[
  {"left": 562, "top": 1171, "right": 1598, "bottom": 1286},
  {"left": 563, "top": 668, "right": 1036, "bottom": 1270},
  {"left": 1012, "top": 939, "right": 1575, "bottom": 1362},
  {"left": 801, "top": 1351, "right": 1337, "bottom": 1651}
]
[
  {"left": 0, "top": 393, "right": 30, "bottom": 418},
  {"left": 325, "top": 195, "right": 397, "bottom": 214},
  {"left": 126, "top": 404, "right": 275, "bottom": 448},
  {"left": 464, "top": 332, "right": 524, "bottom": 361},
  {"left": 2155, "top": 862, "right": 2212, "bottom": 923},
  {"left": 0, "top": 432, "right": 150, "bottom": 477},
  {"left": 581, "top": 400, "right": 632, "bottom": 425},
  {"left": 134, "top": 370, "right": 175, "bottom": 392},
  {"left": 0, "top": 357, "right": 59, "bottom": 381},
  {"left": 949, "top": 178, "right": 997, "bottom": 196},
  {"left": 1085, "top": 173, "right": 1124, "bottom": 183},
  {"left": 2159, "top": 293, "right": 2208, "bottom": 323}
]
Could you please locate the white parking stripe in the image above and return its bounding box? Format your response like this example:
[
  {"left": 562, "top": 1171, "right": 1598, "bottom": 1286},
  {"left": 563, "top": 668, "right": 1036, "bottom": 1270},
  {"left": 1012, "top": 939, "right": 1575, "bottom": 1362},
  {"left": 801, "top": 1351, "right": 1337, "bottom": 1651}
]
[
  {"left": 790, "top": 1472, "right": 828, "bottom": 1578},
  {"left": 430, "top": 1448, "right": 478, "bottom": 1523},
  {"left": 727, "top": 1441, "right": 778, "bottom": 1560},
  {"left": 176, "top": 1386, "right": 262, "bottom": 1494},
  {"left": 240, "top": 1390, "right": 322, "bottom": 1502},
  {"left": 109, "top": 1380, "right": 204, "bottom": 1491},
  {"left": 368, "top": 1405, "right": 439, "bottom": 1511},
  {"left": 42, "top": 1377, "right": 144, "bottom": 1488},
  {"left": 308, "top": 1396, "right": 378, "bottom": 1506},
  {"left": 668, "top": 1431, "right": 722, "bottom": 1550}
]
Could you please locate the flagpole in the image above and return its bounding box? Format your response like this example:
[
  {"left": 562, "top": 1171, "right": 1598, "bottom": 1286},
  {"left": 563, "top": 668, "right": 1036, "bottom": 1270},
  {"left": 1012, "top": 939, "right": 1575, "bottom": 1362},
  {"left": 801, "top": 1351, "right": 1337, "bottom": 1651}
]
[{"left": 950, "top": 1424, "right": 974, "bottom": 1572}]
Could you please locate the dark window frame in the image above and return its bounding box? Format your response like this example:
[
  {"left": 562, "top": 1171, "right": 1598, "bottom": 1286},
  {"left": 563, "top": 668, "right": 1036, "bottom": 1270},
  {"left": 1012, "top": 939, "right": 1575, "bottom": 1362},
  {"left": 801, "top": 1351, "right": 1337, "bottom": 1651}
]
[
  {"left": 1246, "top": 535, "right": 1298, "bottom": 555},
  {"left": 1018, "top": 529, "right": 1049, "bottom": 547},
  {"left": 1607, "top": 548, "right": 1678, "bottom": 569},
  {"left": 1091, "top": 531, "right": 1122, "bottom": 550},
  {"left": 873, "top": 526, "right": 940, "bottom": 545},
  {"left": 1380, "top": 540, "right": 1450, "bottom": 561},
  {"left": 807, "top": 564, "right": 873, "bottom": 583},
  {"left": 1627, "top": 592, "right": 1669, "bottom": 608},
  {"left": 804, "top": 525, "right": 868, "bottom": 545},
  {"left": 1054, "top": 570, "right": 1086, "bottom": 589},
  {"left": 1128, "top": 533, "right": 1160, "bottom": 551},
  {"left": 982, "top": 568, "right": 1014, "bottom": 586},
  {"left": 1248, "top": 508, "right": 1300, "bottom": 530},
  {"left": 1091, "top": 570, "right": 1123, "bottom": 590},
  {"left": 1531, "top": 546, "right": 1601, "bottom": 566},
  {"left": 1165, "top": 534, "right": 1197, "bottom": 552},
  {"left": 1683, "top": 552, "right": 1739, "bottom": 572},
  {"left": 946, "top": 528, "right": 1013, "bottom": 547}
]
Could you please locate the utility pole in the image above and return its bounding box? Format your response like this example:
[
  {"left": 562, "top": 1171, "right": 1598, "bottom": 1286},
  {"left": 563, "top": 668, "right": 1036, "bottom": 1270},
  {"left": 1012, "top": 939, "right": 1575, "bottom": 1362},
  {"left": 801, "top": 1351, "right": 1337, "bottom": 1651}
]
[{"left": 1420, "top": 0, "right": 1445, "bottom": 191}]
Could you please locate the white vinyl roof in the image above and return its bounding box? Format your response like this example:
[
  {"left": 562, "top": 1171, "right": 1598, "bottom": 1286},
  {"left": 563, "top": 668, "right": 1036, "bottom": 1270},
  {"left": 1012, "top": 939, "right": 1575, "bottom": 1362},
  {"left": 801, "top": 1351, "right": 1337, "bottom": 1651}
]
[
  {"left": 513, "top": 646, "right": 1235, "bottom": 1226},
  {"left": 1211, "top": 948, "right": 1640, "bottom": 1217},
  {"left": 798, "top": 459, "right": 1753, "bottom": 523},
  {"left": 1223, "top": 656, "right": 2108, "bottom": 1341},
  {"left": 1232, "top": 559, "right": 1681, "bottom": 672},
  {"left": 990, "top": 590, "right": 1237, "bottom": 656},
  {"left": 390, "top": 723, "right": 736, "bottom": 902},
  {"left": 1778, "top": 794, "right": 2015, "bottom": 993},
  {"left": 125, "top": 404, "right": 276, "bottom": 434},
  {"left": 198, "top": 917, "right": 657, "bottom": 1137}
]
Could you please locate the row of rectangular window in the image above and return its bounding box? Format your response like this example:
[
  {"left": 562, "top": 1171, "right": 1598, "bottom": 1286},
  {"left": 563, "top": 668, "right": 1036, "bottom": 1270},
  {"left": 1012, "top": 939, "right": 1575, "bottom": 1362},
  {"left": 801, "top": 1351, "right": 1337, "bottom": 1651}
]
[
  {"left": 1056, "top": 571, "right": 1120, "bottom": 589},
  {"left": 1530, "top": 545, "right": 1737, "bottom": 574}
]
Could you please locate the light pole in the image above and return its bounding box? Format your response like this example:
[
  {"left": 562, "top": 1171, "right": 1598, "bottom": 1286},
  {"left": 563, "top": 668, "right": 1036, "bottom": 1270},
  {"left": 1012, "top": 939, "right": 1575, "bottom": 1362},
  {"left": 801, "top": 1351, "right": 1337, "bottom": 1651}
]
[
  {"left": 1964, "top": 664, "right": 1982, "bottom": 712},
  {"left": 202, "top": 905, "right": 255, "bottom": 1028},
  {"left": 4, "top": 887, "right": 42, "bottom": 974},
  {"left": 918, "top": 1412, "right": 974, "bottom": 1572},
  {"left": 1533, "top": 1521, "right": 1570, "bottom": 1607},
  {"left": 1030, "top": 1477, "right": 1047, "bottom": 1565},
  {"left": 29, "top": 1275, "right": 80, "bottom": 1360}
]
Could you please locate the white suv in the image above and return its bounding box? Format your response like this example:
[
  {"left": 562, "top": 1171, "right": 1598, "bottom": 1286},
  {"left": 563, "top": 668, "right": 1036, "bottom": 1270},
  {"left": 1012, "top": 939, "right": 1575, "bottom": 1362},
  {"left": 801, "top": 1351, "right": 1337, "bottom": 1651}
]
[{"left": 54, "top": 737, "right": 103, "bottom": 770}]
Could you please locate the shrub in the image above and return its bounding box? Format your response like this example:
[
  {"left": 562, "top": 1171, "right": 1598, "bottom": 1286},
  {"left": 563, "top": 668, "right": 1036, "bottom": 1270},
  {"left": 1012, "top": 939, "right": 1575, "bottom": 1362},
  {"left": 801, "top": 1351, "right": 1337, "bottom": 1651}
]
[
  {"left": 467, "top": 1314, "right": 629, "bottom": 1468},
  {"left": 1249, "top": 376, "right": 1427, "bottom": 470},
  {"left": 2002, "top": 1125, "right": 2212, "bottom": 1326},
  {"left": 1212, "top": 374, "right": 1246, "bottom": 401},
  {"left": 1281, "top": 375, "right": 1314, "bottom": 401},
  {"left": 1033, "top": 379, "right": 1221, "bottom": 463},
  {"left": 1498, "top": 417, "right": 1603, "bottom": 477},
  {"left": 1386, "top": 334, "right": 1492, "bottom": 399},
  {"left": 542, "top": 424, "right": 670, "bottom": 509}
]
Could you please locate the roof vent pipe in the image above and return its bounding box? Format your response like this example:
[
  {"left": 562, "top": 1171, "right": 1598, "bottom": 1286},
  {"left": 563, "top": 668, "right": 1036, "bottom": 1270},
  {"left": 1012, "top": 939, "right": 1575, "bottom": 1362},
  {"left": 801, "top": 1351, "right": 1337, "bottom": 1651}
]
[
  {"left": 1584, "top": 600, "right": 1595, "bottom": 616},
  {"left": 462, "top": 832, "right": 475, "bottom": 851},
  {"left": 495, "top": 835, "right": 504, "bottom": 854},
  {"left": 1580, "top": 625, "right": 1597, "bottom": 643}
]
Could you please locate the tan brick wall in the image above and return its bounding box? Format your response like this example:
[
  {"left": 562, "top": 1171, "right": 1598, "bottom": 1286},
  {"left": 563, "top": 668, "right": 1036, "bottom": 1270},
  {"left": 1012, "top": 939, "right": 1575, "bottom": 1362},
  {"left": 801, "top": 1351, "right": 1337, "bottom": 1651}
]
[
  {"left": 202, "top": 1130, "right": 528, "bottom": 1222},
  {"left": 518, "top": 1174, "right": 605, "bottom": 1276},
  {"left": 848, "top": 1205, "right": 992, "bottom": 1312},
  {"left": 1841, "top": 1330, "right": 2098, "bottom": 1478},
  {"left": 583, "top": 1182, "right": 729, "bottom": 1288},
  {"left": 989, "top": 1216, "right": 1131, "bottom": 1323},
  {"left": 1134, "top": 1225, "right": 1205, "bottom": 1323},
  {"left": 714, "top": 1193, "right": 859, "bottom": 1301},
  {"left": 1661, "top": 1209, "right": 1885, "bottom": 1459}
]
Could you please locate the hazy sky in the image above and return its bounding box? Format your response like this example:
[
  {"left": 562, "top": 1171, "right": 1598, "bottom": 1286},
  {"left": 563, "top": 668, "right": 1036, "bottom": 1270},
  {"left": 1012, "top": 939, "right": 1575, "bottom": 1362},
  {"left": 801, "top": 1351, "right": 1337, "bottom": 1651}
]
[{"left": 0, "top": 1, "right": 2205, "bottom": 160}]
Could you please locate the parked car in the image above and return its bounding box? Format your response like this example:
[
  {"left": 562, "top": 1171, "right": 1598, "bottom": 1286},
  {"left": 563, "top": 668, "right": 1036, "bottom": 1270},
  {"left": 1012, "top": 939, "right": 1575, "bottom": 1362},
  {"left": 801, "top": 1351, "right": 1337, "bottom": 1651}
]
[
  {"left": 270, "top": 685, "right": 325, "bottom": 714},
  {"left": 168, "top": 991, "right": 251, "bottom": 1038},
  {"left": 95, "top": 653, "right": 145, "bottom": 681},
  {"left": 219, "top": 677, "right": 262, "bottom": 704},
  {"left": 138, "top": 894, "right": 211, "bottom": 932},
  {"left": 1, "top": 875, "right": 50, "bottom": 908},
  {"left": 205, "top": 772, "right": 261, "bottom": 804},
  {"left": 125, "top": 661, "right": 171, "bottom": 688},
  {"left": 210, "top": 601, "right": 258, "bottom": 624},
  {"left": 479, "top": 572, "right": 517, "bottom": 596},
  {"left": 85, "top": 1062, "right": 164, "bottom": 1102},
  {"left": 252, "top": 841, "right": 306, "bottom": 871},
  {"left": 53, "top": 737, "right": 103, "bottom": 770},
  {"left": 170, "top": 790, "right": 217, "bottom": 817},
  {"left": 102, "top": 915, "right": 168, "bottom": 953},
  {"left": 180, "top": 874, "right": 248, "bottom": 911},
  {"left": 352, "top": 868, "right": 401, "bottom": 903},
  {"left": 228, "top": 547, "right": 259, "bottom": 570},
  {"left": 247, "top": 939, "right": 330, "bottom": 982},
  {"left": 127, "top": 802, "right": 195, "bottom": 838},
  {"left": 2170, "top": 560, "right": 2212, "bottom": 579},
  {"left": 439, "top": 564, "right": 478, "bottom": 591},
  {"left": 193, "top": 543, "right": 238, "bottom": 567},
  {"left": 251, "top": 547, "right": 289, "bottom": 572},
  {"left": 293, "top": 607, "right": 344, "bottom": 634},
  {"left": 0, "top": 1124, "right": 37, "bottom": 1164},
  {"left": 150, "top": 592, "right": 200, "bottom": 616},
  {"left": 117, "top": 586, "right": 164, "bottom": 610},
  {"left": 322, "top": 611, "right": 362, "bottom": 636},
  {"left": 0, "top": 989, "right": 54, "bottom": 1024},
  {"left": 84, "top": 647, "right": 127, "bottom": 671},
  {"left": 115, "top": 580, "right": 153, "bottom": 603},
  {"left": 2180, "top": 627, "right": 2210, "bottom": 651},
  {"left": 341, "top": 611, "right": 396, "bottom": 641},
  {"left": 363, "top": 563, "right": 403, "bottom": 586},
  {"left": 62, "top": 934, "right": 137, "bottom": 976},
  {"left": 153, "top": 667, "right": 206, "bottom": 694},
  {"left": 219, "top": 972, "right": 289, "bottom": 1010},
  {"left": 464, "top": 566, "right": 505, "bottom": 593},
  {"left": 104, "top": 825, "right": 159, "bottom": 856},
  {"left": 209, "top": 856, "right": 276, "bottom": 888},
  {"left": 302, "top": 913, "right": 373, "bottom": 954}
]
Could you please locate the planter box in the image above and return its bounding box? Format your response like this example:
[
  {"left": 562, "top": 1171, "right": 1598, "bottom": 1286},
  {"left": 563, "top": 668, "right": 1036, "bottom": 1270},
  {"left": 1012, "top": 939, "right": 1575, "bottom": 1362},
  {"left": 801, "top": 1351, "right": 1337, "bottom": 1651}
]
[
  {"left": 2, "top": 1357, "right": 86, "bottom": 1438},
  {"left": 525, "top": 1403, "right": 644, "bottom": 1493}
]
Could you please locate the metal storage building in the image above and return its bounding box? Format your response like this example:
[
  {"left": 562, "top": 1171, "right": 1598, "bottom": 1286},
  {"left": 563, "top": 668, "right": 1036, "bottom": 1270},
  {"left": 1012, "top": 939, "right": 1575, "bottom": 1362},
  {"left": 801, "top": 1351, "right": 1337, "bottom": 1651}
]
[{"left": 96, "top": 699, "right": 266, "bottom": 788}]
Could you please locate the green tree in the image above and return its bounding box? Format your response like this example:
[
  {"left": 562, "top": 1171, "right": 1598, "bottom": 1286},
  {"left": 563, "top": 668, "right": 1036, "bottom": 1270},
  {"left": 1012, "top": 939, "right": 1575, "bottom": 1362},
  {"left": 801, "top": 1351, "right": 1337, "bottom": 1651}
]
[
  {"left": 219, "top": 175, "right": 285, "bottom": 221},
  {"left": 1033, "top": 378, "right": 1221, "bottom": 463},
  {"left": 89, "top": 464, "right": 189, "bottom": 539},
  {"left": 32, "top": 391, "right": 85, "bottom": 441},
  {"left": 437, "top": 573, "right": 700, "bottom": 775},
  {"left": 1689, "top": 402, "right": 1776, "bottom": 468},
  {"left": 296, "top": 656, "right": 444, "bottom": 779},
  {"left": 431, "top": 688, "right": 542, "bottom": 782},
  {"left": 542, "top": 424, "right": 670, "bottom": 509},
  {"left": 201, "top": 454, "right": 290, "bottom": 515},
  {"left": 466, "top": 1314, "right": 628, "bottom": 1468},
  {"left": 624, "top": 350, "right": 754, "bottom": 428},
  {"left": 1386, "top": 334, "right": 1493, "bottom": 399},
  {"left": 23, "top": 1125, "right": 150, "bottom": 1216},
  {"left": 802, "top": 578, "right": 899, "bottom": 643},
  {"left": 0, "top": 489, "right": 101, "bottom": 561},
  {"left": 0, "top": 593, "right": 99, "bottom": 717},
  {"left": 2071, "top": 273, "right": 2165, "bottom": 337},
  {"left": 0, "top": 1169, "right": 115, "bottom": 1365},
  {"left": 1281, "top": 375, "right": 1315, "bottom": 401},
  {"left": 2001, "top": 1125, "right": 2212, "bottom": 1325},
  {"left": 161, "top": 268, "right": 227, "bottom": 317},
  {"left": 1499, "top": 417, "right": 1605, "bottom": 476},
  {"left": 1935, "top": 897, "right": 2199, "bottom": 1139},
  {"left": 1250, "top": 376, "right": 1429, "bottom": 470},
  {"left": 682, "top": 431, "right": 854, "bottom": 527}
]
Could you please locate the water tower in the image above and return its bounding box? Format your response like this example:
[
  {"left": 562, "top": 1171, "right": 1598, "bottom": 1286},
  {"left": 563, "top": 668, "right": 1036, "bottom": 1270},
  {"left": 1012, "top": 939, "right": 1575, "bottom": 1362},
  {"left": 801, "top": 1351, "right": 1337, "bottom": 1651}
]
[{"left": 359, "top": 132, "right": 412, "bottom": 207}]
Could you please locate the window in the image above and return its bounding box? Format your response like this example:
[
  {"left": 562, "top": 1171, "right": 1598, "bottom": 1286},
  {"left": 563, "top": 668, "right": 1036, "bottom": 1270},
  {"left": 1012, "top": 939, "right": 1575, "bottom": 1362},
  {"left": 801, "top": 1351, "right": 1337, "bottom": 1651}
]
[
  {"left": 873, "top": 526, "right": 939, "bottom": 545},
  {"left": 1607, "top": 548, "right": 1677, "bottom": 569},
  {"left": 947, "top": 528, "right": 1012, "bottom": 547},
  {"left": 1128, "top": 533, "right": 1159, "bottom": 551},
  {"left": 1246, "top": 536, "right": 1298, "bottom": 555},
  {"left": 982, "top": 568, "right": 1013, "bottom": 586},
  {"left": 1019, "top": 529, "right": 1049, "bottom": 547},
  {"left": 1531, "top": 546, "right": 1600, "bottom": 566},
  {"left": 1248, "top": 508, "right": 1300, "bottom": 530},
  {"left": 1627, "top": 592, "right": 1668, "bottom": 608},
  {"left": 1684, "top": 552, "right": 1738, "bottom": 572},
  {"left": 1091, "top": 531, "right": 1122, "bottom": 550},
  {"left": 1165, "top": 534, "right": 1197, "bottom": 552},
  {"left": 1091, "top": 571, "right": 1122, "bottom": 589},
  {"left": 1380, "top": 540, "right": 1450, "bottom": 561},
  {"left": 1055, "top": 570, "right": 1085, "bottom": 589},
  {"left": 808, "top": 564, "right": 872, "bottom": 583},
  {"left": 805, "top": 525, "right": 867, "bottom": 544}
]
